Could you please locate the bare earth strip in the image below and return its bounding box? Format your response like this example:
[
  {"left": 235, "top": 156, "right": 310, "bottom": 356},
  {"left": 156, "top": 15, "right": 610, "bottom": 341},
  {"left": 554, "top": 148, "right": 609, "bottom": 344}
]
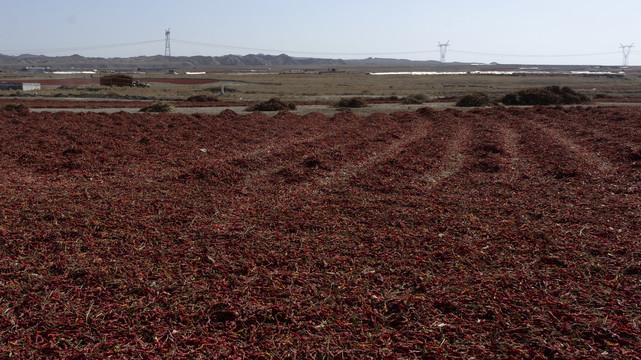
[
  {"left": 316, "top": 116, "right": 434, "bottom": 188},
  {"left": 525, "top": 113, "right": 617, "bottom": 175},
  {"left": 420, "top": 116, "right": 471, "bottom": 189}
]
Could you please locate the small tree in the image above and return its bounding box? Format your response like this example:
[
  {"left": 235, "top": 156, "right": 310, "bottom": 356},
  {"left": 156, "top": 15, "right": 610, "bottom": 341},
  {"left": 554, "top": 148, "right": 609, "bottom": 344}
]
[
  {"left": 140, "top": 102, "right": 174, "bottom": 113},
  {"left": 246, "top": 98, "right": 296, "bottom": 111},
  {"left": 456, "top": 92, "right": 493, "bottom": 107},
  {"left": 501, "top": 86, "right": 590, "bottom": 106},
  {"left": 334, "top": 97, "right": 368, "bottom": 108}
]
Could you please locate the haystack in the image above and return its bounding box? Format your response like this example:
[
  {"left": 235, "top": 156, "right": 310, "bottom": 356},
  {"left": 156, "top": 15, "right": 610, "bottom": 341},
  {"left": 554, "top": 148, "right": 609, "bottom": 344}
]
[{"left": 100, "top": 74, "right": 134, "bottom": 87}]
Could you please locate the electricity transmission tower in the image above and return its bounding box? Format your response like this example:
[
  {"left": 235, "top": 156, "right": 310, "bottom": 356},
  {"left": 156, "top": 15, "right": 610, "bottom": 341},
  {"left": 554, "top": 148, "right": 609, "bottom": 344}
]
[
  {"left": 620, "top": 43, "right": 634, "bottom": 66},
  {"left": 165, "top": 28, "right": 171, "bottom": 57},
  {"left": 438, "top": 41, "right": 450, "bottom": 62}
]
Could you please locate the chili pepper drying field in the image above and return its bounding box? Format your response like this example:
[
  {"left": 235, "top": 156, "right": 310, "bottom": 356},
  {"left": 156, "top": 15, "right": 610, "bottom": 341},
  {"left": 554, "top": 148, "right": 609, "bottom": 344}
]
[{"left": 1, "top": 105, "right": 640, "bottom": 359}]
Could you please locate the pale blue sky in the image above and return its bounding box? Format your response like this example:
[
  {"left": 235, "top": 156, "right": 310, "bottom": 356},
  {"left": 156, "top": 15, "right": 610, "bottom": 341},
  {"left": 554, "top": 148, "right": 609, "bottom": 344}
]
[{"left": 1, "top": 0, "right": 639, "bottom": 65}]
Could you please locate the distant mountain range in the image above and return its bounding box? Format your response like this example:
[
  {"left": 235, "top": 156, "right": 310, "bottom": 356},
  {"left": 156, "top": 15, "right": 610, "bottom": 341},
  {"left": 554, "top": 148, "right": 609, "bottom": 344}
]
[{"left": 0, "top": 53, "right": 443, "bottom": 71}]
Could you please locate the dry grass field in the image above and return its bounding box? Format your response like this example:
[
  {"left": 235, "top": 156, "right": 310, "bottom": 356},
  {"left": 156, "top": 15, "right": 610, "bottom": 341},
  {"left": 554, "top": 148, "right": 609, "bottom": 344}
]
[
  {"left": 206, "top": 71, "right": 641, "bottom": 102},
  {"left": 3, "top": 65, "right": 641, "bottom": 104}
]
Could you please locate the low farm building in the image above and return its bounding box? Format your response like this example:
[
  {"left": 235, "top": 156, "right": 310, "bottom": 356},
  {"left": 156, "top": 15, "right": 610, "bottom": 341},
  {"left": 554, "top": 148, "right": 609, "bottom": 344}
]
[
  {"left": 100, "top": 74, "right": 134, "bottom": 87},
  {"left": 0, "top": 82, "right": 40, "bottom": 91},
  {"left": 22, "top": 66, "right": 49, "bottom": 73}
]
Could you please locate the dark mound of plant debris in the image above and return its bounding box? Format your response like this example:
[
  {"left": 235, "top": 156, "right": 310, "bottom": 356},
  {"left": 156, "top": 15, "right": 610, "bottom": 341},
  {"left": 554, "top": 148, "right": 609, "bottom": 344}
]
[
  {"left": 139, "top": 102, "right": 175, "bottom": 113},
  {"left": 402, "top": 97, "right": 422, "bottom": 104},
  {"left": 334, "top": 97, "right": 368, "bottom": 108},
  {"left": 187, "top": 94, "right": 218, "bottom": 102},
  {"left": 246, "top": 98, "right": 296, "bottom": 111},
  {"left": 501, "top": 86, "right": 590, "bottom": 106},
  {"left": 1, "top": 103, "right": 30, "bottom": 112},
  {"left": 456, "top": 92, "right": 494, "bottom": 107}
]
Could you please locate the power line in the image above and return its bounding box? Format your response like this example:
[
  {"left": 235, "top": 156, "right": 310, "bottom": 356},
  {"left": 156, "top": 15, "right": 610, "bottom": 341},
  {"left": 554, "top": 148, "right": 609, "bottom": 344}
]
[
  {"left": 438, "top": 41, "right": 450, "bottom": 62},
  {"left": 2, "top": 40, "right": 164, "bottom": 55},
  {"left": 449, "top": 49, "right": 620, "bottom": 58},
  {"left": 171, "top": 39, "right": 625, "bottom": 59},
  {"left": 173, "top": 39, "right": 626, "bottom": 60},
  {"left": 620, "top": 43, "right": 634, "bottom": 66},
  {"left": 0, "top": 38, "right": 632, "bottom": 62},
  {"left": 165, "top": 28, "right": 171, "bottom": 57},
  {"left": 172, "top": 39, "right": 439, "bottom": 56}
]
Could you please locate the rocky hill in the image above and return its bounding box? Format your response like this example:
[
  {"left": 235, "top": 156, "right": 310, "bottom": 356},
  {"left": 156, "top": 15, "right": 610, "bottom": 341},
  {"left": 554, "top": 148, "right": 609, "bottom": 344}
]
[
  {"left": 0, "top": 53, "right": 452, "bottom": 71},
  {"left": 0, "top": 53, "right": 350, "bottom": 71}
]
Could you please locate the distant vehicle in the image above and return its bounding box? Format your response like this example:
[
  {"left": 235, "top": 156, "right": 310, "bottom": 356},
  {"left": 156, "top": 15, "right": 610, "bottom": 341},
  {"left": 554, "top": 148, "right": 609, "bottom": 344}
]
[{"left": 133, "top": 80, "right": 150, "bottom": 88}]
